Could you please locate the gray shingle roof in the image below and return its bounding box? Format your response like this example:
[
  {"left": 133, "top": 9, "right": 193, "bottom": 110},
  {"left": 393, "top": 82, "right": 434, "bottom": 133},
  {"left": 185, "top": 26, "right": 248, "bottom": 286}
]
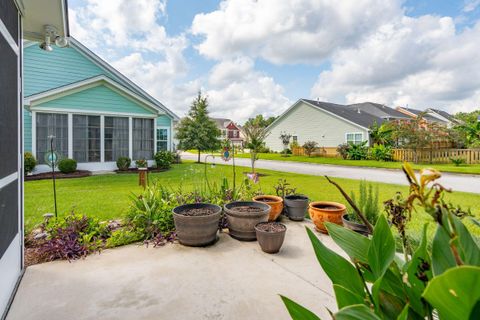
[
  {"left": 348, "top": 102, "right": 410, "bottom": 120},
  {"left": 402, "top": 107, "right": 448, "bottom": 123}
]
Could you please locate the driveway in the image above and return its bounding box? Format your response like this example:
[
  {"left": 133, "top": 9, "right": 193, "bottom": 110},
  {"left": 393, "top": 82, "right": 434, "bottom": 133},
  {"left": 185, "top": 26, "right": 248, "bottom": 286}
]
[
  {"left": 181, "top": 152, "right": 480, "bottom": 194},
  {"left": 7, "top": 220, "right": 337, "bottom": 320}
]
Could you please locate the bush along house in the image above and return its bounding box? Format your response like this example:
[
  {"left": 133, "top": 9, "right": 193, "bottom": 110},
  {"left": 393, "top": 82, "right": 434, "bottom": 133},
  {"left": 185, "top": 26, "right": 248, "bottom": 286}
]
[{"left": 23, "top": 38, "right": 179, "bottom": 172}]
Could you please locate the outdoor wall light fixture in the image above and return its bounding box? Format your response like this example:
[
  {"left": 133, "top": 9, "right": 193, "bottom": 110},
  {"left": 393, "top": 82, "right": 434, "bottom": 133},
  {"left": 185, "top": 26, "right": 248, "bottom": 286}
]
[{"left": 39, "top": 25, "right": 68, "bottom": 51}]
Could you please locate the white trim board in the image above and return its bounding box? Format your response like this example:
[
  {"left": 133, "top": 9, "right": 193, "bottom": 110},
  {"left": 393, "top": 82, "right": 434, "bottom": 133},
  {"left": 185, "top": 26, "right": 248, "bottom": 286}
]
[
  {"left": 30, "top": 108, "right": 157, "bottom": 118},
  {"left": 25, "top": 75, "right": 166, "bottom": 116}
]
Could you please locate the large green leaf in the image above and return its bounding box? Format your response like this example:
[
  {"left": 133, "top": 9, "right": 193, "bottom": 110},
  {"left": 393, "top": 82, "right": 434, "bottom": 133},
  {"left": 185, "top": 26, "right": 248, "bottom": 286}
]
[
  {"left": 367, "top": 215, "right": 395, "bottom": 279},
  {"left": 325, "top": 222, "right": 371, "bottom": 264},
  {"left": 280, "top": 295, "right": 321, "bottom": 320},
  {"left": 431, "top": 225, "right": 456, "bottom": 276},
  {"left": 405, "top": 224, "right": 432, "bottom": 315},
  {"left": 422, "top": 266, "right": 480, "bottom": 320},
  {"left": 334, "top": 305, "right": 381, "bottom": 320},
  {"left": 333, "top": 284, "right": 365, "bottom": 309},
  {"left": 371, "top": 267, "right": 408, "bottom": 318},
  {"left": 451, "top": 215, "right": 480, "bottom": 266},
  {"left": 306, "top": 227, "right": 365, "bottom": 297}
]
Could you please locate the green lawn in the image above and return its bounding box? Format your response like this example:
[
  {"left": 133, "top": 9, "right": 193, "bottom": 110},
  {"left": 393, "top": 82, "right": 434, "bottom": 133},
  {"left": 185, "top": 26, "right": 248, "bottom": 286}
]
[
  {"left": 25, "top": 163, "right": 480, "bottom": 242},
  {"left": 191, "top": 150, "right": 480, "bottom": 175}
]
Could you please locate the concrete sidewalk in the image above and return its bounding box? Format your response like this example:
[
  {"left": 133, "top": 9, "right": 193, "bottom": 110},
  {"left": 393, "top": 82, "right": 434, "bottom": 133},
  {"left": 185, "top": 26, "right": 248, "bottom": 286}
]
[
  {"left": 181, "top": 152, "right": 480, "bottom": 194},
  {"left": 7, "top": 220, "right": 337, "bottom": 320}
]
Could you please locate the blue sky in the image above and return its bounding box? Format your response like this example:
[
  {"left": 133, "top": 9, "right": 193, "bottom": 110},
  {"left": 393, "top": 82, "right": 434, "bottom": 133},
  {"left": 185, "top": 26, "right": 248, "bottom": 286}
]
[{"left": 68, "top": 0, "right": 480, "bottom": 122}]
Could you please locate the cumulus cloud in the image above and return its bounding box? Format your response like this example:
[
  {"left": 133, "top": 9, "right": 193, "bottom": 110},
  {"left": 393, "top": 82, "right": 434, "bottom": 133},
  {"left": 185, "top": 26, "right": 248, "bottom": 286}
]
[
  {"left": 192, "top": 0, "right": 403, "bottom": 64},
  {"left": 311, "top": 15, "right": 480, "bottom": 112}
]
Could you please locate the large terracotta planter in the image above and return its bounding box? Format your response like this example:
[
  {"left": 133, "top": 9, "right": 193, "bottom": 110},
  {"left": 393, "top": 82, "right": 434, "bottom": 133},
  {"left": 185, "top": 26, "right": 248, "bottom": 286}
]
[
  {"left": 308, "top": 201, "right": 346, "bottom": 234},
  {"left": 252, "top": 195, "right": 283, "bottom": 221},
  {"left": 224, "top": 201, "right": 270, "bottom": 241},
  {"left": 172, "top": 203, "right": 222, "bottom": 246}
]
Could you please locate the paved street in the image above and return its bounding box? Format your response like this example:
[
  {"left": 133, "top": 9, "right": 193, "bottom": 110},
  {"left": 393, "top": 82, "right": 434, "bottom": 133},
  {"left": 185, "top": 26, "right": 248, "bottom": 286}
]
[{"left": 181, "top": 152, "right": 480, "bottom": 194}]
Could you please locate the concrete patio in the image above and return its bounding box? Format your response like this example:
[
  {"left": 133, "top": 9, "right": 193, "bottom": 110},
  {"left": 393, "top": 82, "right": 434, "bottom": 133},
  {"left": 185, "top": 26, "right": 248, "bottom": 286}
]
[{"left": 7, "top": 220, "right": 338, "bottom": 320}]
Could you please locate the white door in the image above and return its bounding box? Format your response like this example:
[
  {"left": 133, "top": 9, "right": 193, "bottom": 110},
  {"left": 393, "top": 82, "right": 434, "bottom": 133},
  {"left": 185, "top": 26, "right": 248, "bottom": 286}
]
[{"left": 0, "top": 1, "right": 23, "bottom": 317}]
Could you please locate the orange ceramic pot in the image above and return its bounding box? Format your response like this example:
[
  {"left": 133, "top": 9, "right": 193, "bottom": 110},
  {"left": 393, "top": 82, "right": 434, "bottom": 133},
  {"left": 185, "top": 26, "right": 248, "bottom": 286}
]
[
  {"left": 308, "top": 201, "right": 346, "bottom": 234},
  {"left": 253, "top": 195, "right": 284, "bottom": 221}
]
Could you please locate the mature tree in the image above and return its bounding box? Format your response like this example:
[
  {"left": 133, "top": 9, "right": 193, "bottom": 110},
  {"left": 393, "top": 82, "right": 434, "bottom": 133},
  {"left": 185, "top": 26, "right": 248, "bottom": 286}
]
[
  {"left": 369, "top": 121, "right": 394, "bottom": 145},
  {"left": 176, "top": 92, "right": 221, "bottom": 163},
  {"left": 302, "top": 141, "right": 318, "bottom": 157},
  {"left": 244, "top": 114, "right": 277, "bottom": 128},
  {"left": 242, "top": 122, "right": 269, "bottom": 173},
  {"left": 454, "top": 110, "right": 480, "bottom": 147}
]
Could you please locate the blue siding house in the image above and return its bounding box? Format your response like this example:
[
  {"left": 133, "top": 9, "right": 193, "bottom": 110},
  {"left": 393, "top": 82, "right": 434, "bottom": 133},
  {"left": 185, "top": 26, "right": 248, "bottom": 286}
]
[{"left": 23, "top": 38, "right": 179, "bottom": 172}]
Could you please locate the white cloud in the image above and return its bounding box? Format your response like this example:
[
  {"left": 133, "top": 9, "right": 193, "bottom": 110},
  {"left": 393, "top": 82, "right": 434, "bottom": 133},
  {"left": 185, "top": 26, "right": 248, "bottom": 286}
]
[
  {"left": 311, "top": 16, "right": 480, "bottom": 112},
  {"left": 463, "top": 0, "right": 480, "bottom": 12},
  {"left": 192, "top": 0, "right": 403, "bottom": 64}
]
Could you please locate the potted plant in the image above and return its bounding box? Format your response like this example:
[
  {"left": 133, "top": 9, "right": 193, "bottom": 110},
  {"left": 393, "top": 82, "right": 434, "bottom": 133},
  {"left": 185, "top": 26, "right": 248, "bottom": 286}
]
[
  {"left": 255, "top": 222, "right": 287, "bottom": 254},
  {"left": 252, "top": 195, "right": 283, "bottom": 221},
  {"left": 284, "top": 194, "right": 309, "bottom": 221},
  {"left": 172, "top": 203, "right": 222, "bottom": 246},
  {"left": 308, "top": 201, "right": 346, "bottom": 233},
  {"left": 135, "top": 158, "right": 148, "bottom": 170},
  {"left": 341, "top": 181, "right": 379, "bottom": 235},
  {"left": 224, "top": 201, "right": 270, "bottom": 241}
]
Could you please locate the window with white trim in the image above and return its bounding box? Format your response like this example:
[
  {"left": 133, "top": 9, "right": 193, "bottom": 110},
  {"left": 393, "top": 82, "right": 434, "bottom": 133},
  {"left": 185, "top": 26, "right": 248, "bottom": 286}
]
[
  {"left": 104, "top": 116, "right": 129, "bottom": 161},
  {"left": 73, "top": 115, "right": 101, "bottom": 162},
  {"left": 157, "top": 128, "right": 169, "bottom": 151},
  {"left": 346, "top": 133, "right": 363, "bottom": 145},
  {"left": 36, "top": 113, "right": 68, "bottom": 164}
]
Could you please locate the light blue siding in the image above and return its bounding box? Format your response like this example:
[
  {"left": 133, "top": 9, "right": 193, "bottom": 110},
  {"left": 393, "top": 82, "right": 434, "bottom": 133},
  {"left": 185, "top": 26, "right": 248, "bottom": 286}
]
[
  {"left": 24, "top": 108, "right": 32, "bottom": 152},
  {"left": 36, "top": 85, "right": 154, "bottom": 115},
  {"left": 156, "top": 115, "right": 171, "bottom": 127}
]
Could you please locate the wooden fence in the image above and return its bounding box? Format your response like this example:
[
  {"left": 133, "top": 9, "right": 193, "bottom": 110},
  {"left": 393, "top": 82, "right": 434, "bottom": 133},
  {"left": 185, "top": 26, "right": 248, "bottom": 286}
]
[
  {"left": 292, "top": 147, "right": 338, "bottom": 157},
  {"left": 392, "top": 149, "right": 480, "bottom": 164}
]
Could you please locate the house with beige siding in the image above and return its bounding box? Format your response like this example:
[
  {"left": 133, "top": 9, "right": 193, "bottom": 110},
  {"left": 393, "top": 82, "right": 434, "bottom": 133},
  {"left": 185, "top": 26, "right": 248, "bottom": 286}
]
[{"left": 264, "top": 99, "right": 409, "bottom": 153}]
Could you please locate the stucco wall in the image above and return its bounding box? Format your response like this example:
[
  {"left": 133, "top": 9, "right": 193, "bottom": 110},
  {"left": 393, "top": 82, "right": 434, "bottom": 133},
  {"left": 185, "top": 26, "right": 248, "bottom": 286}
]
[{"left": 264, "top": 101, "right": 369, "bottom": 152}]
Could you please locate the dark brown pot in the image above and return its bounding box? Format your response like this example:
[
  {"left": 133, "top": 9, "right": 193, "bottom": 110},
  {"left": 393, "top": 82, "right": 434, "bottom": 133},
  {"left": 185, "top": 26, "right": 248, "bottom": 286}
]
[
  {"left": 173, "top": 203, "right": 222, "bottom": 246},
  {"left": 342, "top": 214, "right": 371, "bottom": 236},
  {"left": 255, "top": 222, "right": 287, "bottom": 254},
  {"left": 224, "top": 201, "right": 270, "bottom": 241}
]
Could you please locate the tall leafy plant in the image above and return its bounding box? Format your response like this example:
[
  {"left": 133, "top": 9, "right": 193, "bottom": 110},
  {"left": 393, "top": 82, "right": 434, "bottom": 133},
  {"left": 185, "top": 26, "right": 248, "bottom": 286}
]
[
  {"left": 243, "top": 121, "right": 269, "bottom": 173},
  {"left": 282, "top": 163, "right": 480, "bottom": 319}
]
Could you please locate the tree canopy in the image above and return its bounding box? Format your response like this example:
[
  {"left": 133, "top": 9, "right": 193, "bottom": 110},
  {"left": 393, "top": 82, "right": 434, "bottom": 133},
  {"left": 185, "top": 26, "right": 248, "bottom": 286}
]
[{"left": 244, "top": 114, "right": 277, "bottom": 128}]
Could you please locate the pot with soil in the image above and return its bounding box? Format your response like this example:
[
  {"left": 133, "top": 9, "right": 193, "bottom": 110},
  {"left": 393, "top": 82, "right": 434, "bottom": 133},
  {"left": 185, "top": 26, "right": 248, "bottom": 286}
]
[
  {"left": 308, "top": 201, "right": 346, "bottom": 234},
  {"left": 255, "top": 222, "right": 287, "bottom": 254},
  {"left": 284, "top": 194, "right": 309, "bottom": 221},
  {"left": 252, "top": 195, "right": 283, "bottom": 221},
  {"left": 224, "top": 201, "right": 270, "bottom": 241},
  {"left": 342, "top": 214, "right": 371, "bottom": 236},
  {"left": 172, "top": 203, "right": 222, "bottom": 246}
]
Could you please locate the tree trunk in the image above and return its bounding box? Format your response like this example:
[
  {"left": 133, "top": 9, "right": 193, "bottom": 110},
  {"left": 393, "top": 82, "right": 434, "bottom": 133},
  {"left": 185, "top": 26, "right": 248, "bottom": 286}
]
[
  {"left": 251, "top": 152, "right": 256, "bottom": 173},
  {"left": 197, "top": 150, "right": 201, "bottom": 163}
]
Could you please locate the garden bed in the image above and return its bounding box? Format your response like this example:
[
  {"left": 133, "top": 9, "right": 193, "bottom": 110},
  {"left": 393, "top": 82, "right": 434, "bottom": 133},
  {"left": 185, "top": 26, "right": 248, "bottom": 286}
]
[
  {"left": 25, "top": 170, "right": 92, "bottom": 181},
  {"left": 115, "top": 167, "right": 169, "bottom": 174}
]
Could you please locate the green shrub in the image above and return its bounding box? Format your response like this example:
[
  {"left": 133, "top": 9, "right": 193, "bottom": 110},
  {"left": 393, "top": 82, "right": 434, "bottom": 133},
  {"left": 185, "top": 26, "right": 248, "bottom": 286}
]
[
  {"left": 24, "top": 152, "right": 36, "bottom": 174},
  {"left": 154, "top": 150, "right": 174, "bottom": 169},
  {"left": 336, "top": 143, "right": 349, "bottom": 159},
  {"left": 346, "top": 141, "right": 368, "bottom": 160},
  {"left": 58, "top": 158, "right": 77, "bottom": 173},
  {"left": 105, "top": 228, "right": 144, "bottom": 248},
  {"left": 450, "top": 157, "right": 466, "bottom": 166},
  {"left": 116, "top": 157, "right": 131, "bottom": 171},
  {"left": 302, "top": 141, "right": 318, "bottom": 157},
  {"left": 135, "top": 158, "right": 148, "bottom": 168},
  {"left": 369, "top": 143, "right": 393, "bottom": 161}
]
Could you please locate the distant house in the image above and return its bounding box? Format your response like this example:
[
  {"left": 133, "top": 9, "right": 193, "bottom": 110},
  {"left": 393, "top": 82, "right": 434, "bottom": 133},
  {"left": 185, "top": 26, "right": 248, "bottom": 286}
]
[
  {"left": 24, "top": 38, "right": 179, "bottom": 172},
  {"left": 264, "top": 99, "right": 410, "bottom": 153},
  {"left": 396, "top": 106, "right": 459, "bottom": 127},
  {"left": 211, "top": 118, "right": 244, "bottom": 147}
]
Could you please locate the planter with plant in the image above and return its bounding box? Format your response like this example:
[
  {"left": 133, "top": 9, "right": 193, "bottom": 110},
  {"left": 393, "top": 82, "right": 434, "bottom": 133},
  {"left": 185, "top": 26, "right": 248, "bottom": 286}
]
[
  {"left": 284, "top": 195, "right": 309, "bottom": 221},
  {"left": 255, "top": 222, "right": 287, "bottom": 254},
  {"left": 281, "top": 163, "right": 480, "bottom": 320},
  {"left": 135, "top": 158, "right": 148, "bottom": 170},
  {"left": 172, "top": 203, "right": 222, "bottom": 246},
  {"left": 224, "top": 201, "right": 270, "bottom": 241},
  {"left": 308, "top": 201, "right": 346, "bottom": 233},
  {"left": 252, "top": 195, "right": 283, "bottom": 221}
]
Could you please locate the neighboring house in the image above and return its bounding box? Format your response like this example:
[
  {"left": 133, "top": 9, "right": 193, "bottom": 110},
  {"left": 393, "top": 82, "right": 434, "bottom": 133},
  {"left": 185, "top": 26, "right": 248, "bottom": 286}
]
[
  {"left": 264, "top": 99, "right": 410, "bottom": 153},
  {"left": 24, "top": 38, "right": 179, "bottom": 172},
  {"left": 396, "top": 106, "right": 458, "bottom": 127},
  {"left": 211, "top": 118, "right": 244, "bottom": 147}
]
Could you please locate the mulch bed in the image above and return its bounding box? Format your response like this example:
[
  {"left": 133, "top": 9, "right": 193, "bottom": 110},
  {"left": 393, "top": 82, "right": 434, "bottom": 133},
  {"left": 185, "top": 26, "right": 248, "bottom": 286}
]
[
  {"left": 179, "top": 208, "right": 217, "bottom": 216},
  {"left": 115, "top": 167, "right": 169, "bottom": 174},
  {"left": 231, "top": 206, "right": 264, "bottom": 213},
  {"left": 25, "top": 170, "right": 92, "bottom": 181},
  {"left": 256, "top": 222, "right": 286, "bottom": 233}
]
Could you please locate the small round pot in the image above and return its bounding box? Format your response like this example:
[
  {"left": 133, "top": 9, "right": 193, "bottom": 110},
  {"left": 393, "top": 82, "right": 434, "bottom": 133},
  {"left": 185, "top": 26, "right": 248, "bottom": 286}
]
[
  {"left": 224, "top": 201, "right": 270, "bottom": 241},
  {"left": 342, "top": 214, "right": 371, "bottom": 236},
  {"left": 284, "top": 194, "right": 309, "bottom": 221},
  {"left": 255, "top": 222, "right": 287, "bottom": 254},
  {"left": 308, "top": 201, "right": 346, "bottom": 234},
  {"left": 173, "top": 203, "right": 222, "bottom": 246},
  {"left": 252, "top": 195, "right": 283, "bottom": 221}
]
